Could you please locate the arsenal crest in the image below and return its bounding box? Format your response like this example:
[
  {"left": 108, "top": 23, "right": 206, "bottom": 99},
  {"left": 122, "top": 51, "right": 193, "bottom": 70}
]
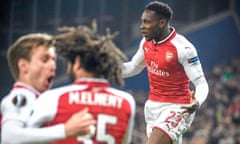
[{"left": 165, "top": 51, "right": 174, "bottom": 62}]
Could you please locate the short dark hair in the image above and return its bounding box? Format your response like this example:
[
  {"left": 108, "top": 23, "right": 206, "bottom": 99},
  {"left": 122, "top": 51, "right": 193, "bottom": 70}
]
[{"left": 145, "top": 1, "right": 173, "bottom": 21}]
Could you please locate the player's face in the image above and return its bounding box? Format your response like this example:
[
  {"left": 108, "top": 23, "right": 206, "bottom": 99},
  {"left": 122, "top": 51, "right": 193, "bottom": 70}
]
[
  {"left": 140, "top": 9, "right": 164, "bottom": 41},
  {"left": 23, "top": 46, "right": 56, "bottom": 93}
]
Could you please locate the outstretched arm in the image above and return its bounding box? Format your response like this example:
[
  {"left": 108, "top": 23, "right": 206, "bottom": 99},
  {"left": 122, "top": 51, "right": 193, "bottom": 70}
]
[
  {"left": 1, "top": 92, "right": 96, "bottom": 144},
  {"left": 2, "top": 108, "right": 95, "bottom": 144},
  {"left": 121, "top": 38, "right": 146, "bottom": 78},
  {"left": 2, "top": 120, "right": 65, "bottom": 144}
]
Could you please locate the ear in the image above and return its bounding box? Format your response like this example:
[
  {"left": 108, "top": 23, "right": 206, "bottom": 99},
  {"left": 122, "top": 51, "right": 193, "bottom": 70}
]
[
  {"left": 18, "top": 58, "right": 29, "bottom": 74},
  {"left": 159, "top": 19, "right": 167, "bottom": 28},
  {"left": 73, "top": 56, "right": 81, "bottom": 71}
]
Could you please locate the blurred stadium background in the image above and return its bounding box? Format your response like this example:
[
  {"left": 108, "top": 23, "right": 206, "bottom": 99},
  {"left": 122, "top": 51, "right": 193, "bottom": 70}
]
[{"left": 0, "top": 0, "right": 240, "bottom": 143}]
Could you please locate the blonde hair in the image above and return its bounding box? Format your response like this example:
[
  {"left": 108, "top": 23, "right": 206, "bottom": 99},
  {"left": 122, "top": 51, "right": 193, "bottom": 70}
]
[{"left": 7, "top": 33, "right": 54, "bottom": 80}]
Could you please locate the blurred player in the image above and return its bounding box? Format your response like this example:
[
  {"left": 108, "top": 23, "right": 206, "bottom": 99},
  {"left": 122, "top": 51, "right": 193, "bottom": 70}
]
[
  {"left": 27, "top": 21, "right": 136, "bottom": 144},
  {"left": 1, "top": 33, "right": 96, "bottom": 144},
  {"left": 121, "top": 1, "right": 209, "bottom": 144}
]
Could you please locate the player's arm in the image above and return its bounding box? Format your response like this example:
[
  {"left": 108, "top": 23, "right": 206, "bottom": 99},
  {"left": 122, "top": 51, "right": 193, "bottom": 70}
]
[
  {"left": 1, "top": 93, "right": 96, "bottom": 144},
  {"left": 1, "top": 94, "right": 65, "bottom": 144},
  {"left": 2, "top": 120, "right": 66, "bottom": 144},
  {"left": 27, "top": 91, "right": 96, "bottom": 142},
  {"left": 2, "top": 109, "right": 95, "bottom": 144},
  {"left": 121, "top": 38, "right": 146, "bottom": 78},
  {"left": 179, "top": 45, "right": 209, "bottom": 112}
]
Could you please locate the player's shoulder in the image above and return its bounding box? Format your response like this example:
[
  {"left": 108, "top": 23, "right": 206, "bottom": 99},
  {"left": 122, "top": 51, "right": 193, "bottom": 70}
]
[
  {"left": 45, "top": 84, "right": 86, "bottom": 94},
  {"left": 140, "top": 37, "right": 146, "bottom": 43},
  {"left": 106, "top": 88, "right": 135, "bottom": 102},
  {"left": 1, "top": 88, "right": 37, "bottom": 118},
  {"left": 9, "top": 88, "right": 37, "bottom": 99},
  {"left": 39, "top": 84, "right": 87, "bottom": 100},
  {"left": 107, "top": 87, "right": 133, "bottom": 96},
  {"left": 172, "top": 33, "right": 198, "bottom": 58},
  {"left": 172, "top": 33, "right": 195, "bottom": 48},
  {"left": 1, "top": 89, "right": 36, "bottom": 109},
  {"left": 140, "top": 37, "right": 147, "bottom": 47}
]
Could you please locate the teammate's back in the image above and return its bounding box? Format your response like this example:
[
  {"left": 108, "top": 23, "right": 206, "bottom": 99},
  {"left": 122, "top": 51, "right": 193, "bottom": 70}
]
[{"left": 28, "top": 79, "right": 136, "bottom": 144}]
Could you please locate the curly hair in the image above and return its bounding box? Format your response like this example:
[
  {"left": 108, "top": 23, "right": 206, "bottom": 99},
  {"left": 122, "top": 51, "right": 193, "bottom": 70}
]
[{"left": 54, "top": 20, "right": 127, "bottom": 87}]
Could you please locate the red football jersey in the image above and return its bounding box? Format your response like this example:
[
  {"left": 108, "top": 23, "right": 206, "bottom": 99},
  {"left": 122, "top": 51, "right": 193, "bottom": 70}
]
[
  {"left": 143, "top": 30, "right": 192, "bottom": 104},
  {"left": 28, "top": 78, "right": 136, "bottom": 144},
  {"left": 122, "top": 27, "right": 208, "bottom": 105}
]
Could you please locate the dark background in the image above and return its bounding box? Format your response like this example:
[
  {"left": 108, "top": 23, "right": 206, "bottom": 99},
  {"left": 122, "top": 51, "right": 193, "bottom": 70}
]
[{"left": 1, "top": 0, "right": 240, "bottom": 97}]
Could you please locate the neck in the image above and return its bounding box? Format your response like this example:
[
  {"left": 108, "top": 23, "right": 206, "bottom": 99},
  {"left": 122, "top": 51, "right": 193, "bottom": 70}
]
[
  {"left": 155, "top": 26, "right": 171, "bottom": 42},
  {"left": 75, "top": 70, "right": 96, "bottom": 79},
  {"left": 162, "top": 28, "right": 171, "bottom": 39}
]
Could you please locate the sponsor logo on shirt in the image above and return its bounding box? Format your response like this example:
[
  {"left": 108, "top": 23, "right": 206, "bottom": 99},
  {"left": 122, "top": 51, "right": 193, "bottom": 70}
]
[{"left": 148, "top": 61, "right": 170, "bottom": 77}]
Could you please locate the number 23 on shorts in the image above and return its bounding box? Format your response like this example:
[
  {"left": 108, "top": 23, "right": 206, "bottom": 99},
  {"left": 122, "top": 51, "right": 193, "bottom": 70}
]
[{"left": 164, "top": 111, "right": 183, "bottom": 131}]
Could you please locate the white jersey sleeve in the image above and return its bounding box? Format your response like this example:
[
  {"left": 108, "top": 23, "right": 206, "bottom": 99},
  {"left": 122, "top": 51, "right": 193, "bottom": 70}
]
[
  {"left": 176, "top": 35, "right": 209, "bottom": 106},
  {"left": 121, "top": 38, "right": 146, "bottom": 78},
  {"left": 1, "top": 89, "right": 35, "bottom": 125},
  {"left": 2, "top": 122, "right": 65, "bottom": 144},
  {"left": 1, "top": 89, "right": 66, "bottom": 144}
]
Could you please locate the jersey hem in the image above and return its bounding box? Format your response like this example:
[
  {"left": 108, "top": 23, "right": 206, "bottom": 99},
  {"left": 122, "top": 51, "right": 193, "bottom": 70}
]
[{"left": 149, "top": 96, "right": 191, "bottom": 104}]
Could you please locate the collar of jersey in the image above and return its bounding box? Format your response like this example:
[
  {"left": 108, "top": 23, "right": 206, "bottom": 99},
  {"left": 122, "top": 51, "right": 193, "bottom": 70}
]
[
  {"left": 153, "top": 26, "right": 176, "bottom": 44},
  {"left": 74, "top": 78, "right": 110, "bottom": 88},
  {"left": 13, "top": 82, "right": 40, "bottom": 98}
]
